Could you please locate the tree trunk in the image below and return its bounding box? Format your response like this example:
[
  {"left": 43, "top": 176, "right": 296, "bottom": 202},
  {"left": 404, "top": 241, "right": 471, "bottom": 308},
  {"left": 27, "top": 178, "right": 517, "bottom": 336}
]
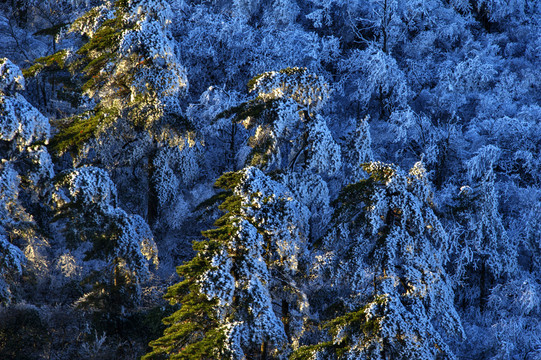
[{"left": 260, "top": 341, "right": 268, "bottom": 360}]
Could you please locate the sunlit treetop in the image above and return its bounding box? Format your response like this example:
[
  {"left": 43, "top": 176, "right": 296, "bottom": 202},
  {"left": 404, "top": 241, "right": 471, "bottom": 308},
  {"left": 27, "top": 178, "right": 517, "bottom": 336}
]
[
  {"left": 217, "top": 68, "right": 340, "bottom": 173},
  {"left": 68, "top": 0, "right": 188, "bottom": 106},
  {"left": 248, "top": 67, "right": 330, "bottom": 113}
]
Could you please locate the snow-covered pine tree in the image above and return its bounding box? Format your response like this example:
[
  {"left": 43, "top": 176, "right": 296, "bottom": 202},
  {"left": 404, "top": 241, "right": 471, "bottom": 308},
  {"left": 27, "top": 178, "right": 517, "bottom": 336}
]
[
  {"left": 26, "top": 0, "right": 191, "bottom": 226},
  {"left": 278, "top": 170, "right": 333, "bottom": 241},
  {"left": 0, "top": 58, "right": 51, "bottom": 163},
  {"left": 218, "top": 67, "right": 341, "bottom": 175},
  {"left": 294, "top": 161, "right": 462, "bottom": 360},
  {"left": 145, "top": 165, "right": 317, "bottom": 359},
  {"left": 52, "top": 166, "right": 158, "bottom": 312},
  {"left": 0, "top": 58, "right": 53, "bottom": 303},
  {"left": 145, "top": 169, "right": 283, "bottom": 359}
]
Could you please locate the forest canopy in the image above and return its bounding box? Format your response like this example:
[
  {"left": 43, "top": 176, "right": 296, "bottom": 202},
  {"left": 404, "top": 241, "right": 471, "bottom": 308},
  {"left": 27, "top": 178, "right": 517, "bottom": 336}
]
[{"left": 1, "top": 0, "right": 541, "bottom": 359}]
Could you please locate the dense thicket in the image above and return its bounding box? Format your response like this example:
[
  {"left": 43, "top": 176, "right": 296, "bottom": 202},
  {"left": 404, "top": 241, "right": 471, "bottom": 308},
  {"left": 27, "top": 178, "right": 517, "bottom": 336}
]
[{"left": 1, "top": 0, "right": 541, "bottom": 359}]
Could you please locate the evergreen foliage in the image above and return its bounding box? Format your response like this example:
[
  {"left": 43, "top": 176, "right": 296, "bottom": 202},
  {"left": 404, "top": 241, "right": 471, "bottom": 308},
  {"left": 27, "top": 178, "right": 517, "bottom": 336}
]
[
  {"left": 145, "top": 169, "right": 287, "bottom": 359},
  {"left": 299, "top": 161, "right": 462, "bottom": 360},
  {"left": 0, "top": 58, "right": 52, "bottom": 305},
  {"left": 217, "top": 67, "right": 340, "bottom": 174},
  {"left": 2, "top": 0, "right": 541, "bottom": 358},
  {"left": 52, "top": 166, "right": 158, "bottom": 310}
]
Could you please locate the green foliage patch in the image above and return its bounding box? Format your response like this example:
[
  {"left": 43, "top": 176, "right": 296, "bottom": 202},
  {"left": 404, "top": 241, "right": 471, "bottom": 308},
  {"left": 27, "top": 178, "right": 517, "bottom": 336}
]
[
  {"left": 49, "top": 107, "right": 118, "bottom": 155},
  {"left": 23, "top": 50, "right": 68, "bottom": 78}
]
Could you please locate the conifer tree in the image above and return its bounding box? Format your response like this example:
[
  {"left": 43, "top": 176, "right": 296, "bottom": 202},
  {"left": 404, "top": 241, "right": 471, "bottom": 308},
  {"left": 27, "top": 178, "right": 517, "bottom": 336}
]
[
  {"left": 219, "top": 67, "right": 341, "bottom": 175},
  {"left": 1, "top": 58, "right": 50, "bottom": 154},
  {"left": 26, "top": 0, "right": 191, "bottom": 225},
  {"left": 52, "top": 166, "right": 158, "bottom": 312},
  {"left": 145, "top": 166, "right": 315, "bottom": 359},
  {"left": 279, "top": 171, "right": 332, "bottom": 241},
  {"left": 294, "top": 161, "right": 462, "bottom": 360},
  {"left": 0, "top": 58, "right": 53, "bottom": 303}
]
